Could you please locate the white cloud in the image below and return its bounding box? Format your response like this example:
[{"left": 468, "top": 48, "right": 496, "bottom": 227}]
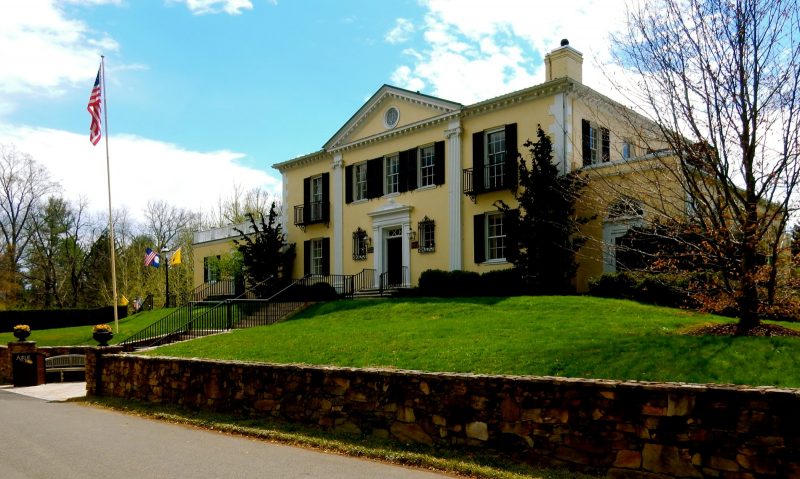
[
  {"left": 180, "top": 0, "right": 254, "bottom": 15},
  {"left": 385, "top": 18, "right": 415, "bottom": 45},
  {"left": 390, "top": 0, "right": 630, "bottom": 104},
  {"left": 0, "top": 1, "right": 119, "bottom": 99},
  {"left": 0, "top": 124, "right": 281, "bottom": 222}
]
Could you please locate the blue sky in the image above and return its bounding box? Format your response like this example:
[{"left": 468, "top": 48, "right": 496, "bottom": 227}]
[{"left": 0, "top": 0, "right": 625, "bottom": 222}]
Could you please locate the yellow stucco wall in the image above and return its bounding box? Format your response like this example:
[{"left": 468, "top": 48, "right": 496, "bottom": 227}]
[{"left": 192, "top": 238, "right": 240, "bottom": 287}]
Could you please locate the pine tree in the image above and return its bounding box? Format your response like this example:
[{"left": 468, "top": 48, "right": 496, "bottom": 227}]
[{"left": 496, "top": 125, "right": 589, "bottom": 294}]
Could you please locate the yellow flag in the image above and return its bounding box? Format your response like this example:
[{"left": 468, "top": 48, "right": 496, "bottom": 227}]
[
  {"left": 170, "top": 247, "right": 182, "bottom": 266},
  {"left": 120, "top": 295, "right": 129, "bottom": 306}
]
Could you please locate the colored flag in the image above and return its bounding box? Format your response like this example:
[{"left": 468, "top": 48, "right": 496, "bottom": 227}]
[
  {"left": 169, "top": 247, "right": 182, "bottom": 266},
  {"left": 144, "top": 247, "right": 160, "bottom": 268},
  {"left": 87, "top": 67, "right": 102, "bottom": 145}
]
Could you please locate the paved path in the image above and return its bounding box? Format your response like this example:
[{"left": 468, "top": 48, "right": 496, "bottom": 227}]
[{"left": 0, "top": 388, "right": 453, "bottom": 479}]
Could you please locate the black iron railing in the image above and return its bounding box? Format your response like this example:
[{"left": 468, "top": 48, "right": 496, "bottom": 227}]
[
  {"left": 121, "top": 276, "right": 274, "bottom": 351},
  {"left": 190, "top": 279, "right": 240, "bottom": 302},
  {"left": 379, "top": 266, "right": 408, "bottom": 295},
  {"left": 120, "top": 273, "right": 365, "bottom": 351},
  {"left": 352, "top": 268, "right": 377, "bottom": 292},
  {"left": 293, "top": 201, "right": 329, "bottom": 226}
]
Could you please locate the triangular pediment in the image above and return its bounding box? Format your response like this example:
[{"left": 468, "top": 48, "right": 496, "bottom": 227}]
[{"left": 324, "top": 85, "right": 462, "bottom": 150}]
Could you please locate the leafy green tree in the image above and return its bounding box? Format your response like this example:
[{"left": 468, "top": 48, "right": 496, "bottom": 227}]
[
  {"left": 496, "top": 125, "right": 589, "bottom": 294},
  {"left": 235, "top": 202, "right": 295, "bottom": 296}
]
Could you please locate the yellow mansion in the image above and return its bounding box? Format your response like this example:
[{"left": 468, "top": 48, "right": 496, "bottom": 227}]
[{"left": 195, "top": 40, "right": 680, "bottom": 293}]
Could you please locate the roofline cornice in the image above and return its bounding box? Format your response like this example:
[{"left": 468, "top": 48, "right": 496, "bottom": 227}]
[
  {"left": 324, "top": 85, "right": 462, "bottom": 150},
  {"left": 461, "top": 77, "right": 574, "bottom": 118},
  {"left": 272, "top": 150, "right": 329, "bottom": 172},
  {"left": 329, "top": 111, "right": 461, "bottom": 153}
]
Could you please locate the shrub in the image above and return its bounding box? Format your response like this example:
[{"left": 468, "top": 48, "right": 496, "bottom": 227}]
[{"left": 588, "top": 272, "right": 695, "bottom": 309}]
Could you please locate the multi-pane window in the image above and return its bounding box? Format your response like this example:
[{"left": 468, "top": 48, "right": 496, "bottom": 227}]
[
  {"left": 486, "top": 212, "right": 506, "bottom": 261},
  {"left": 310, "top": 238, "right": 324, "bottom": 274},
  {"left": 419, "top": 145, "right": 436, "bottom": 188},
  {"left": 310, "top": 175, "right": 323, "bottom": 221},
  {"left": 588, "top": 125, "right": 599, "bottom": 163},
  {"left": 352, "top": 228, "right": 368, "bottom": 261},
  {"left": 203, "top": 256, "right": 220, "bottom": 283},
  {"left": 418, "top": 217, "right": 435, "bottom": 253},
  {"left": 385, "top": 155, "right": 399, "bottom": 194},
  {"left": 485, "top": 129, "right": 506, "bottom": 189},
  {"left": 582, "top": 120, "right": 610, "bottom": 165},
  {"left": 354, "top": 163, "right": 368, "bottom": 201}
]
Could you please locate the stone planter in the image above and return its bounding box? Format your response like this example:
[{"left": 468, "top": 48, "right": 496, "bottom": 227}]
[
  {"left": 93, "top": 331, "right": 113, "bottom": 347},
  {"left": 13, "top": 330, "right": 30, "bottom": 341}
]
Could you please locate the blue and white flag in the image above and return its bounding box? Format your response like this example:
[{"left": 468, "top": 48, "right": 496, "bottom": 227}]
[{"left": 144, "top": 247, "right": 160, "bottom": 268}]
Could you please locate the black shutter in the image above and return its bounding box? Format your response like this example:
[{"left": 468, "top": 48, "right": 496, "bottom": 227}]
[
  {"left": 474, "top": 214, "right": 485, "bottom": 263},
  {"left": 406, "top": 147, "right": 418, "bottom": 191},
  {"left": 321, "top": 238, "right": 330, "bottom": 275},
  {"left": 398, "top": 150, "right": 409, "bottom": 193},
  {"left": 367, "top": 158, "right": 383, "bottom": 199},
  {"left": 321, "top": 172, "right": 330, "bottom": 222},
  {"left": 303, "top": 240, "right": 310, "bottom": 275},
  {"left": 601, "top": 127, "right": 610, "bottom": 163},
  {"left": 472, "top": 132, "right": 485, "bottom": 193},
  {"left": 581, "top": 119, "right": 591, "bottom": 166},
  {"left": 504, "top": 123, "right": 518, "bottom": 189},
  {"left": 302, "top": 177, "right": 311, "bottom": 224},
  {"left": 345, "top": 165, "right": 353, "bottom": 204},
  {"left": 434, "top": 141, "right": 445, "bottom": 185}
]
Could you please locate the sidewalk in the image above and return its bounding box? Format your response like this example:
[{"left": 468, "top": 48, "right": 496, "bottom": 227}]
[{"left": 0, "top": 382, "right": 87, "bottom": 401}]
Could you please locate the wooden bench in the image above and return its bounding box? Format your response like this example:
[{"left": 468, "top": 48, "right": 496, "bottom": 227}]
[{"left": 45, "top": 354, "right": 86, "bottom": 382}]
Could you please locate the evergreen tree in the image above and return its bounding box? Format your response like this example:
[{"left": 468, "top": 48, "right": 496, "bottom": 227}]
[
  {"left": 496, "top": 125, "right": 589, "bottom": 294},
  {"left": 234, "top": 202, "right": 295, "bottom": 297}
]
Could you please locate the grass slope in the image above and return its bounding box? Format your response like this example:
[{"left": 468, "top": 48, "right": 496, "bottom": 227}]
[
  {"left": 146, "top": 297, "right": 800, "bottom": 388},
  {"left": 0, "top": 308, "right": 175, "bottom": 346}
]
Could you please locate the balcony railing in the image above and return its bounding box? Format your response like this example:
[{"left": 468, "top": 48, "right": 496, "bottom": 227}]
[
  {"left": 463, "top": 163, "right": 514, "bottom": 200},
  {"left": 293, "top": 201, "right": 329, "bottom": 227}
]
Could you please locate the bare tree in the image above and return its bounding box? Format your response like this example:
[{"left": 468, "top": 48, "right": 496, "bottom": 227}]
[
  {"left": 205, "top": 185, "right": 279, "bottom": 228},
  {"left": 143, "top": 199, "right": 200, "bottom": 249},
  {"left": 609, "top": 0, "right": 800, "bottom": 333},
  {"left": 0, "top": 144, "right": 56, "bottom": 302}
]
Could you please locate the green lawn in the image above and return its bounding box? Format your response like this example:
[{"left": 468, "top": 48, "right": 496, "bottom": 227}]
[
  {"left": 0, "top": 308, "right": 174, "bottom": 346},
  {"left": 145, "top": 296, "right": 800, "bottom": 388}
]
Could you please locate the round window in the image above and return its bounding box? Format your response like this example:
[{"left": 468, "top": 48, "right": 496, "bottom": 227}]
[{"left": 384, "top": 107, "right": 400, "bottom": 129}]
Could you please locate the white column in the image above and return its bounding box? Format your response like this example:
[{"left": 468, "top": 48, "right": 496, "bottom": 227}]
[
  {"left": 331, "top": 153, "right": 344, "bottom": 275},
  {"left": 445, "top": 120, "right": 463, "bottom": 271}
]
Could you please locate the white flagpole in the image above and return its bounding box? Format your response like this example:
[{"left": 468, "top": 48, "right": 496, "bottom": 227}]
[{"left": 101, "top": 55, "right": 120, "bottom": 334}]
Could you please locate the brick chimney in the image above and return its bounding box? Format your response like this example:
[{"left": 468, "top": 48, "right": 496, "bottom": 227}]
[{"left": 544, "top": 39, "right": 583, "bottom": 83}]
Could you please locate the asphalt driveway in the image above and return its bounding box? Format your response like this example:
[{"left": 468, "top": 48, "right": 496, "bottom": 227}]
[{"left": 0, "top": 387, "right": 453, "bottom": 479}]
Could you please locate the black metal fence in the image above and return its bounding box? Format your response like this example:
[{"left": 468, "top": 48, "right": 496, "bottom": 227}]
[{"left": 121, "top": 273, "right": 369, "bottom": 351}]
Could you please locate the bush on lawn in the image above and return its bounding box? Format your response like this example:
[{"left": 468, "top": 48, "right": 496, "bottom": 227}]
[{"left": 588, "top": 271, "right": 695, "bottom": 309}]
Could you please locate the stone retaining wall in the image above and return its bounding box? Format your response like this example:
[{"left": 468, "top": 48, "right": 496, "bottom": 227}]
[{"left": 86, "top": 353, "right": 800, "bottom": 478}]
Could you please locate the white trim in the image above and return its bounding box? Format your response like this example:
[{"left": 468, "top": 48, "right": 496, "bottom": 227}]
[
  {"left": 368, "top": 198, "right": 413, "bottom": 285},
  {"left": 445, "top": 120, "right": 462, "bottom": 270},
  {"left": 332, "top": 153, "right": 344, "bottom": 275}
]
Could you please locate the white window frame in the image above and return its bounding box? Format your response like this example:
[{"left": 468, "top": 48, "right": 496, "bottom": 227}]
[
  {"left": 486, "top": 212, "right": 506, "bottom": 261},
  {"left": 484, "top": 128, "right": 506, "bottom": 189},
  {"left": 384, "top": 154, "right": 400, "bottom": 195},
  {"left": 418, "top": 144, "right": 436, "bottom": 188},
  {"left": 310, "top": 175, "right": 323, "bottom": 221},
  {"left": 588, "top": 124, "right": 599, "bottom": 164},
  {"left": 353, "top": 162, "right": 367, "bottom": 201},
  {"left": 310, "top": 238, "right": 324, "bottom": 275}
]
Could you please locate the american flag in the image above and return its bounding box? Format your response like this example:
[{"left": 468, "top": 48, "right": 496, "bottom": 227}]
[
  {"left": 87, "top": 68, "right": 102, "bottom": 145},
  {"left": 144, "top": 248, "right": 160, "bottom": 268}
]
